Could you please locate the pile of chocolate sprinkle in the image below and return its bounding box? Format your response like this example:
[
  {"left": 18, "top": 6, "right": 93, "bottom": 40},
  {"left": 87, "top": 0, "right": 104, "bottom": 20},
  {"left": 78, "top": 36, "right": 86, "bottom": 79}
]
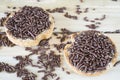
[
  {"left": 6, "top": 6, "right": 51, "bottom": 39},
  {"left": 68, "top": 30, "right": 116, "bottom": 73}
]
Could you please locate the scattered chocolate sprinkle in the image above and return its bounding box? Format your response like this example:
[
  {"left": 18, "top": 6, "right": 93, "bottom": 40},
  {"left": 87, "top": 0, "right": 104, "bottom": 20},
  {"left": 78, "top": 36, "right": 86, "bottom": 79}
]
[
  {"left": 0, "top": 62, "right": 16, "bottom": 73},
  {"left": 7, "top": 6, "right": 11, "bottom": 9},
  {"left": 114, "top": 60, "right": 120, "bottom": 67},
  {"left": 14, "top": 55, "right": 37, "bottom": 80},
  {"left": 80, "top": 0, "right": 83, "bottom": 3},
  {"left": 0, "top": 63, "right": 4, "bottom": 72},
  {"left": 15, "top": 56, "right": 32, "bottom": 70},
  {"left": 17, "top": 68, "right": 32, "bottom": 77},
  {"left": 76, "top": 5, "right": 80, "bottom": 7},
  {"left": 52, "top": 28, "right": 74, "bottom": 53},
  {"left": 37, "top": 50, "right": 61, "bottom": 80},
  {"left": 68, "top": 30, "right": 116, "bottom": 73},
  {"left": 54, "top": 27, "right": 57, "bottom": 30},
  {"left": 61, "top": 28, "right": 73, "bottom": 35},
  {"left": 83, "top": 17, "right": 89, "bottom": 22},
  {"left": 90, "top": 20, "right": 95, "bottom": 22},
  {"left": 75, "top": 5, "right": 82, "bottom": 15},
  {"left": 22, "top": 73, "right": 37, "bottom": 80},
  {"left": 64, "top": 12, "right": 78, "bottom": 20},
  {"left": 62, "top": 67, "right": 65, "bottom": 71},
  {"left": 38, "top": 50, "right": 61, "bottom": 69},
  {"left": 75, "top": 5, "right": 90, "bottom": 15},
  {"left": 84, "top": 15, "right": 106, "bottom": 22},
  {"left": 37, "top": 0, "right": 41, "bottom": 2},
  {"left": 30, "top": 62, "right": 42, "bottom": 69},
  {"left": 53, "top": 32, "right": 58, "bottom": 36},
  {"left": 25, "top": 47, "right": 32, "bottom": 51},
  {"left": 66, "top": 71, "right": 70, "bottom": 75},
  {"left": 7, "top": 6, "right": 17, "bottom": 9},
  {"left": 76, "top": 10, "right": 82, "bottom": 15},
  {"left": 112, "top": 0, "right": 117, "bottom": 1},
  {"left": 13, "top": 7, "right": 16, "bottom": 9},
  {"left": 6, "top": 6, "right": 51, "bottom": 39},
  {"left": 84, "top": 8, "right": 89, "bottom": 13},
  {"left": 100, "top": 15, "right": 106, "bottom": 21},
  {"left": 4, "top": 12, "right": 11, "bottom": 17},
  {"left": 84, "top": 15, "right": 106, "bottom": 29},
  {"left": 93, "top": 8, "right": 96, "bottom": 11},
  {"left": 67, "top": 41, "right": 72, "bottom": 44},
  {"left": 54, "top": 43, "right": 66, "bottom": 52},
  {"left": 41, "top": 72, "right": 57, "bottom": 80},
  {"left": 94, "top": 18, "right": 99, "bottom": 20},
  {"left": 104, "top": 29, "right": 120, "bottom": 33},
  {"left": 56, "top": 36, "right": 61, "bottom": 39},
  {"left": 25, "top": 46, "right": 61, "bottom": 80},
  {"left": 53, "top": 29, "right": 73, "bottom": 37},
  {"left": 0, "top": 17, "right": 6, "bottom": 26},
  {"left": 46, "top": 7, "right": 66, "bottom": 13},
  {"left": 85, "top": 24, "right": 99, "bottom": 29},
  {"left": 38, "top": 38, "right": 50, "bottom": 47},
  {"left": 0, "top": 32, "right": 15, "bottom": 47},
  {"left": 60, "top": 35, "right": 66, "bottom": 42},
  {"left": 38, "top": 70, "right": 47, "bottom": 73},
  {"left": 56, "top": 77, "right": 60, "bottom": 80},
  {"left": 95, "top": 22, "right": 101, "bottom": 25}
]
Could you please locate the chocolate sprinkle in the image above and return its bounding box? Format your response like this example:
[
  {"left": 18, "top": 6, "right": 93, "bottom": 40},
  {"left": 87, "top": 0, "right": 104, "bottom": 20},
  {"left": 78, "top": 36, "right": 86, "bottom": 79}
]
[
  {"left": 46, "top": 7, "right": 66, "bottom": 13},
  {"left": 13, "top": 7, "right": 16, "bottom": 9},
  {"left": 54, "top": 43, "right": 66, "bottom": 52},
  {"left": 62, "top": 67, "right": 65, "bottom": 71},
  {"left": 0, "top": 62, "right": 16, "bottom": 73},
  {"left": 14, "top": 55, "right": 37, "bottom": 80},
  {"left": 112, "top": 0, "right": 117, "bottom": 1},
  {"left": 80, "top": 0, "right": 83, "bottom": 2},
  {"left": 4, "top": 12, "right": 11, "bottom": 17},
  {"left": 0, "top": 32, "right": 15, "bottom": 47},
  {"left": 66, "top": 71, "right": 71, "bottom": 75},
  {"left": 64, "top": 12, "right": 78, "bottom": 20},
  {"left": 84, "top": 8, "right": 89, "bottom": 13},
  {"left": 68, "top": 30, "right": 116, "bottom": 73},
  {"left": 24, "top": 46, "right": 61, "bottom": 80},
  {"left": 75, "top": 5, "right": 82, "bottom": 15},
  {"left": 104, "top": 29, "right": 120, "bottom": 33},
  {"left": 56, "top": 77, "right": 60, "bottom": 80},
  {"left": 0, "top": 17, "right": 6, "bottom": 27},
  {"left": 83, "top": 15, "right": 106, "bottom": 29},
  {"left": 61, "top": 28, "right": 73, "bottom": 35},
  {"left": 6, "top": 6, "right": 51, "bottom": 39},
  {"left": 85, "top": 24, "right": 99, "bottom": 29},
  {"left": 38, "top": 38, "right": 50, "bottom": 47},
  {"left": 114, "top": 60, "right": 120, "bottom": 67}
]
